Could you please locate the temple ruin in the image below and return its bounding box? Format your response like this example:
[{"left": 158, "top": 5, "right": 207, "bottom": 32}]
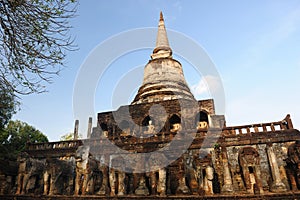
[{"left": 1, "top": 12, "right": 300, "bottom": 199}]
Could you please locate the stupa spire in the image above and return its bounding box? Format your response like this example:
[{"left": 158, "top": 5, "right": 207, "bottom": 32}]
[
  {"left": 160, "top": 11, "right": 164, "bottom": 21},
  {"left": 151, "top": 12, "right": 172, "bottom": 59},
  {"left": 131, "top": 12, "right": 196, "bottom": 105}
]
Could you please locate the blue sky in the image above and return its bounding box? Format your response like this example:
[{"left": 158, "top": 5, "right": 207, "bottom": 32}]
[{"left": 13, "top": 0, "right": 300, "bottom": 141}]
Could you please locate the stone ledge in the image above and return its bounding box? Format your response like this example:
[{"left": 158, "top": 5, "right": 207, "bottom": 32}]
[{"left": 2, "top": 192, "right": 300, "bottom": 200}]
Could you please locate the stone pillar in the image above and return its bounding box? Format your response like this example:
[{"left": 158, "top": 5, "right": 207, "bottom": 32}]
[
  {"left": 43, "top": 170, "right": 49, "bottom": 195},
  {"left": 285, "top": 114, "right": 293, "bottom": 129},
  {"left": 157, "top": 168, "right": 166, "bottom": 196},
  {"left": 87, "top": 117, "right": 92, "bottom": 139},
  {"left": 266, "top": 144, "right": 287, "bottom": 192},
  {"left": 221, "top": 146, "right": 234, "bottom": 193},
  {"left": 74, "top": 120, "right": 79, "bottom": 140},
  {"left": 118, "top": 171, "right": 125, "bottom": 195},
  {"left": 109, "top": 168, "right": 116, "bottom": 196},
  {"left": 205, "top": 166, "right": 214, "bottom": 195}
]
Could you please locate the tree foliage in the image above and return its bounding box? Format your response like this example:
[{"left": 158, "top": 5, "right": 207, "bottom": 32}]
[
  {"left": 0, "top": 89, "right": 16, "bottom": 129},
  {"left": 60, "top": 132, "right": 81, "bottom": 141},
  {"left": 0, "top": 0, "right": 77, "bottom": 95},
  {"left": 60, "top": 132, "right": 74, "bottom": 141},
  {"left": 0, "top": 120, "right": 48, "bottom": 160}
]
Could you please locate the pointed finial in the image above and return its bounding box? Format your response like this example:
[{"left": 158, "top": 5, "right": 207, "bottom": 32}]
[
  {"left": 160, "top": 11, "right": 164, "bottom": 21},
  {"left": 151, "top": 12, "right": 172, "bottom": 59}
]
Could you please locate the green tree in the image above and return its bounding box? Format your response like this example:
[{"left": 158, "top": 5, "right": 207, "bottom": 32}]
[
  {"left": 0, "top": 0, "right": 77, "bottom": 139},
  {"left": 60, "top": 132, "right": 82, "bottom": 141},
  {"left": 0, "top": 88, "right": 17, "bottom": 129},
  {"left": 0, "top": 120, "right": 48, "bottom": 160},
  {"left": 0, "top": 0, "right": 77, "bottom": 95},
  {"left": 60, "top": 132, "right": 74, "bottom": 141}
]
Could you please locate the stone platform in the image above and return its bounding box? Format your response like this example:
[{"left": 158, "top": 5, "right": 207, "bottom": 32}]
[{"left": 2, "top": 192, "right": 300, "bottom": 200}]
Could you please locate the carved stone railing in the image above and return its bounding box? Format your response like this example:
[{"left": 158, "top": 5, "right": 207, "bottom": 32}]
[
  {"left": 24, "top": 115, "right": 295, "bottom": 153},
  {"left": 26, "top": 140, "right": 83, "bottom": 151},
  {"left": 222, "top": 114, "right": 294, "bottom": 136}
]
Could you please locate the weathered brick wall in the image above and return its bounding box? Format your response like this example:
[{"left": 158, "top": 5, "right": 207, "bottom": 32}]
[{"left": 97, "top": 98, "right": 217, "bottom": 137}]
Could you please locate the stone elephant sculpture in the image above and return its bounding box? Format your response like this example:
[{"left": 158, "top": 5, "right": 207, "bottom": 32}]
[
  {"left": 43, "top": 157, "right": 75, "bottom": 195},
  {"left": 286, "top": 142, "right": 300, "bottom": 190},
  {"left": 74, "top": 145, "right": 100, "bottom": 195},
  {"left": 16, "top": 152, "right": 45, "bottom": 195}
]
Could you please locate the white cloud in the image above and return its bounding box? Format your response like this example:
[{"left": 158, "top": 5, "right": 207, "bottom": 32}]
[{"left": 191, "top": 75, "right": 222, "bottom": 99}]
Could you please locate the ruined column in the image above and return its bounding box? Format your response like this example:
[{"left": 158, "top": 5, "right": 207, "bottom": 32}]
[
  {"left": 205, "top": 166, "right": 214, "bottom": 195},
  {"left": 266, "top": 144, "right": 287, "bottom": 192},
  {"left": 109, "top": 168, "right": 116, "bottom": 196},
  {"left": 43, "top": 171, "right": 48, "bottom": 195},
  {"left": 118, "top": 171, "right": 126, "bottom": 196},
  {"left": 157, "top": 168, "right": 166, "bottom": 196},
  {"left": 74, "top": 120, "right": 79, "bottom": 140},
  {"left": 285, "top": 114, "right": 293, "bottom": 129},
  {"left": 87, "top": 117, "right": 92, "bottom": 139},
  {"left": 221, "top": 146, "right": 234, "bottom": 193}
]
